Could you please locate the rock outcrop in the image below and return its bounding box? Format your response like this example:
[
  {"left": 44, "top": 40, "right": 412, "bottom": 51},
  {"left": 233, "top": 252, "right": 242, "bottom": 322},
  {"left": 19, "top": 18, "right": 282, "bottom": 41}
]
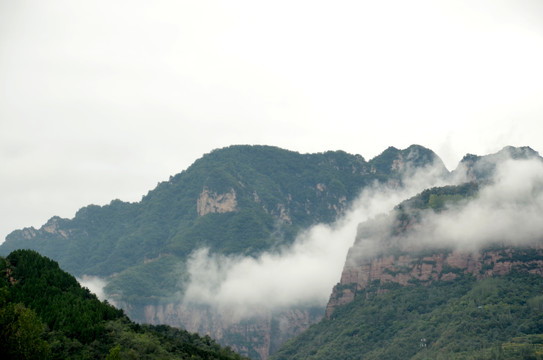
[
  {"left": 326, "top": 246, "right": 543, "bottom": 318},
  {"left": 13, "top": 216, "right": 71, "bottom": 240},
  {"left": 197, "top": 187, "right": 237, "bottom": 216}
]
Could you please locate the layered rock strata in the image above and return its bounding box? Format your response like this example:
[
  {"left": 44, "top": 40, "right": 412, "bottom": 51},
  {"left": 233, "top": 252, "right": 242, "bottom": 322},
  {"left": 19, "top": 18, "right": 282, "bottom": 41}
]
[{"left": 326, "top": 246, "right": 543, "bottom": 318}]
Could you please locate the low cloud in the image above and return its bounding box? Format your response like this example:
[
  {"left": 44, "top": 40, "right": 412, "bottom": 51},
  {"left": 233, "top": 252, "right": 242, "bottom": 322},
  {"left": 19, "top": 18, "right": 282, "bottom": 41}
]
[
  {"left": 417, "top": 158, "right": 543, "bottom": 250},
  {"left": 78, "top": 275, "right": 109, "bottom": 302},
  {"left": 181, "top": 161, "right": 450, "bottom": 318},
  {"left": 350, "top": 157, "right": 543, "bottom": 265}
]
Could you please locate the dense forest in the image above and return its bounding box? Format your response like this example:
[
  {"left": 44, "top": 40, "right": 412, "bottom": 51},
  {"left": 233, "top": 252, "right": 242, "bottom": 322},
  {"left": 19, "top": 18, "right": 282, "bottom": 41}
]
[
  {"left": 0, "top": 249, "right": 248, "bottom": 359},
  {"left": 271, "top": 272, "right": 543, "bottom": 360}
]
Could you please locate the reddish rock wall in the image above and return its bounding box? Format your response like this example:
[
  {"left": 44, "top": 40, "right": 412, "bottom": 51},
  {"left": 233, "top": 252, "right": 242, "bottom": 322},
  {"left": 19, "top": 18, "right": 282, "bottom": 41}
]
[{"left": 326, "top": 246, "right": 543, "bottom": 318}]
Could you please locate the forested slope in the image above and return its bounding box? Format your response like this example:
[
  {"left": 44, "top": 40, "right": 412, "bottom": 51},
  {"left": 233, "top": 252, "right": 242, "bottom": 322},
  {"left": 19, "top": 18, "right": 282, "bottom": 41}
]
[
  {"left": 272, "top": 272, "right": 543, "bottom": 360},
  {"left": 0, "top": 249, "right": 248, "bottom": 359}
]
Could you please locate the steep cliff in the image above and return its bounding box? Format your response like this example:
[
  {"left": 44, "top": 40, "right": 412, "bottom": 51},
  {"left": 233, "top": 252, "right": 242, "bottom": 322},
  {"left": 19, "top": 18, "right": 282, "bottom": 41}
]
[
  {"left": 327, "top": 148, "right": 543, "bottom": 317},
  {"left": 327, "top": 246, "right": 543, "bottom": 318}
]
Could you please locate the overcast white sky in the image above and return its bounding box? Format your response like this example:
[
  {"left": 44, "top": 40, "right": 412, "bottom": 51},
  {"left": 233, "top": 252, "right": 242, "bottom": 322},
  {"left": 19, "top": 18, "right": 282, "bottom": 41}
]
[{"left": 1, "top": 0, "right": 543, "bottom": 242}]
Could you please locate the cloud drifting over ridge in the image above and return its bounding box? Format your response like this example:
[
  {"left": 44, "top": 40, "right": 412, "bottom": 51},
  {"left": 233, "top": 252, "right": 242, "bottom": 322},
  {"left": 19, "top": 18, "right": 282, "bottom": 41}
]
[
  {"left": 78, "top": 275, "right": 108, "bottom": 302},
  {"left": 180, "top": 161, "right": 450, "bottom": 317},
  {"left": 416, "top": 158, "right": 543, "bottom": 250},
  {"left": 349, "top": 156, "right": 543, "bottom": 268}
]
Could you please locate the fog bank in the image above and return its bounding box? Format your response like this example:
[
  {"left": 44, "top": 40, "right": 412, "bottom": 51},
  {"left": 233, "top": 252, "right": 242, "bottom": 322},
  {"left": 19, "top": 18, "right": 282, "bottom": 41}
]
[
  {"left": 417, "top": 158, "right": 543, "bottom": 250},
  {"left": 349, "top": 157, "right": 543, "bottom": 268}
]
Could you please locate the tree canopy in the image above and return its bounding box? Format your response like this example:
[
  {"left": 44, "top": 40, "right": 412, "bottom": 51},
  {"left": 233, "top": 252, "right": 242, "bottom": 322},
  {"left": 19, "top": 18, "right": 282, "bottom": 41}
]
[{"left": 0, "top": 249, "right": 248, "bottom": 360}]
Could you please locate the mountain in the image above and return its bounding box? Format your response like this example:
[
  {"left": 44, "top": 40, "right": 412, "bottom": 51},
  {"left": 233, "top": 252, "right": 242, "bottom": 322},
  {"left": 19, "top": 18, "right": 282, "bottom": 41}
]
[
  {"left": 452, "top": 145, "right": 540, "bottom": 182},
  {"left": 1, "top": 144, "right": 444, "bottom": 277},
  {"left": 0, "top": 249, "right": 248, "bottom": 360},
  {"left": 271, "top": 147, "right": 543, "bottom": 360},
  {"left": 0, "top": 144, "right": 445, "bottom": 359}
]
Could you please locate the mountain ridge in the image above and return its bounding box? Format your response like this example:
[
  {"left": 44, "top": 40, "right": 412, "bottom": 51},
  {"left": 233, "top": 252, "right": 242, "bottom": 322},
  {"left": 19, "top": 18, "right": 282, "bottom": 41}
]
[
  {"left": 0, "top": 143, "right": 446, "bottom": 359},
  {"left": 1, "top": 144, "right": 539, "bottom": 359},
  {"left": 1, "top": 144, "right": 445, "bottom": 277}
]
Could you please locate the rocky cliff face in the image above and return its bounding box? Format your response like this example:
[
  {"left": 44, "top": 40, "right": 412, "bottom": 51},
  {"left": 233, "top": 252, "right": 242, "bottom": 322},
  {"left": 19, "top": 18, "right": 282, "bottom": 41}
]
[
  {"left": 326, "top": 246, "right": 543, "bottom": 318},
  {"left": 126, "top": 303, "right": 322, "bottom": 360},
  {"left": 16, "top": 216, "right": 70, "bottom": 240},
  {"left": 197, "top": 187, "right": 238, "bottom": 216}
]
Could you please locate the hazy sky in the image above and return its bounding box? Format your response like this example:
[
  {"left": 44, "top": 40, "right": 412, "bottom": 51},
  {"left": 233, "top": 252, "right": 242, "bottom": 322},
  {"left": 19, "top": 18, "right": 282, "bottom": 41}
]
[{"left": 1, "top": 0, "right": 543, "bottom": 241}]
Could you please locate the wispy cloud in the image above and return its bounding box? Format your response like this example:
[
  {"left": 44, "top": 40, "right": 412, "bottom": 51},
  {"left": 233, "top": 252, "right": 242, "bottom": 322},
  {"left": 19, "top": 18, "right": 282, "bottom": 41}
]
[
  {"left": 418, "top": 158, "right": 543, "bottom": 250},
  {"left": 350, "top": 156, "right": 543, "bottom": 265},
  {"left": 78, "top": 275, "right": 109, "bottom": 302}
]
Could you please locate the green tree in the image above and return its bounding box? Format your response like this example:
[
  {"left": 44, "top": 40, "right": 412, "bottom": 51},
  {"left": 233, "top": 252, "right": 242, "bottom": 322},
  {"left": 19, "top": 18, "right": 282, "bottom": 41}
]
[
  {"left": 105, "top": 344, "right": 121, "bottom": 360},
  {"left": 0, "top": 300, "right": 50, "bottom": 360}
]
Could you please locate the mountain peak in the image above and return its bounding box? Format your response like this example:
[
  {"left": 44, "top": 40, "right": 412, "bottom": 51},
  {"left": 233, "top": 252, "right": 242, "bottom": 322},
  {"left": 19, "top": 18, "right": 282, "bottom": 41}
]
[
  {"left": 455, "top": 145, "right": 542, "bottom": 182},
  {"left": 368, "top": 144, "right": 447, "bottom": 181}
]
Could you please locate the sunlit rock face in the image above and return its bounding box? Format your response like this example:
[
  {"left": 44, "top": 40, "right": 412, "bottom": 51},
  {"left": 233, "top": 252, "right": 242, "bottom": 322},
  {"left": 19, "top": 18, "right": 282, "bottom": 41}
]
[{"left": 197, "top": 187, "right": 238, "bottom": 216}]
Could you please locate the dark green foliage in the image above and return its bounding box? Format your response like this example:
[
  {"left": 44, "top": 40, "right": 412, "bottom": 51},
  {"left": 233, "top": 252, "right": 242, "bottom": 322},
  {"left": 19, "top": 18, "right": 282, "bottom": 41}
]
[
  {"left": 271, "top": 272, "right": 543, "bottom": 360},
  {"left": 101, "top": 318, "right": 247, "bottom": 360},
  {"left": 5, "top": 249, "right": 123, "bottom": 343},
  {"left": 105, "top": 344, "right": 121, "bottom": 360},
  {"left": 0, "top": 250, "right": 248, "bottom": 360},
  {"left": 103, "top": 255, "right": 182, "bottom": 304},
  {"left": 0, "top": 296, "right": 50, "bottom": 360},
  {"left": 399, "top": 182, "right": 479, "bottom": 212}
]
